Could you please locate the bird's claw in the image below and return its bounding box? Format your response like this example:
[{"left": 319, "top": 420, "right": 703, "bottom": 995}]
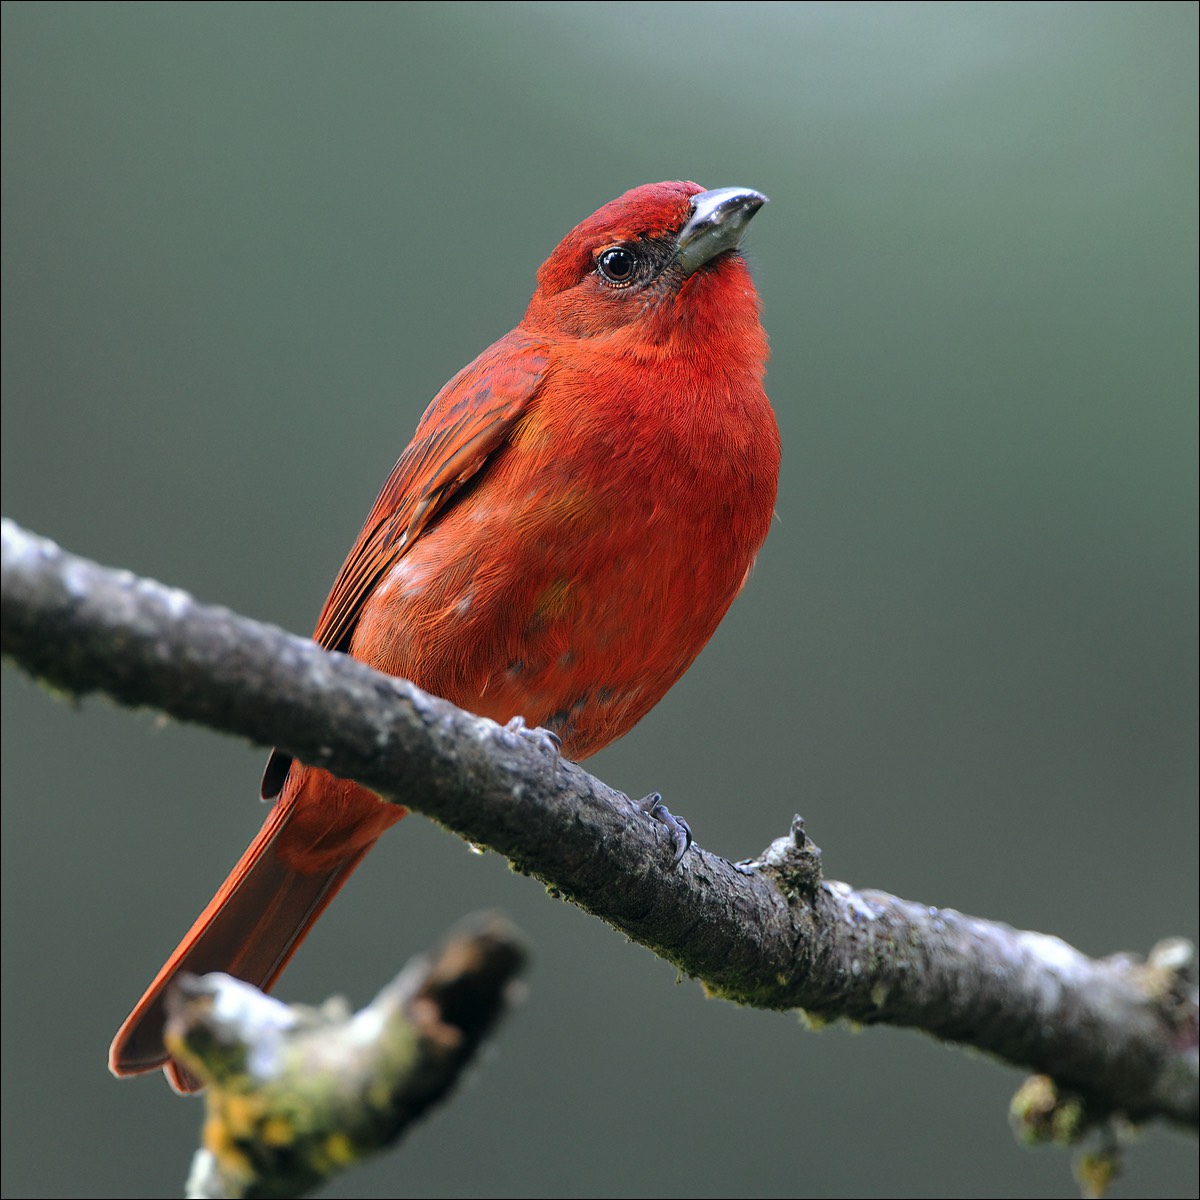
[
  {"left": 504, "top": 716, "right": 562, "bottom": 764},
  {"left": 637, "top": 792, "right": 693, "bottom": 870}
]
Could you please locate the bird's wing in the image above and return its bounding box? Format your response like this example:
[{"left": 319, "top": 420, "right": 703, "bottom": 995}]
[{"left": 262, "top": 332, "right": 549, "bottom": 797}]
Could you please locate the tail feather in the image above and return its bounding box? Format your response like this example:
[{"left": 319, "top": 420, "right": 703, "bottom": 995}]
[{"left": 109, "top": 768, "right": 404, "bottom": 1090}]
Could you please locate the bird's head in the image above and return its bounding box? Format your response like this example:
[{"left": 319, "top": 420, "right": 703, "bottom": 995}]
[{"left": 522, "top": 181, "right": 768, "bottom": 347}]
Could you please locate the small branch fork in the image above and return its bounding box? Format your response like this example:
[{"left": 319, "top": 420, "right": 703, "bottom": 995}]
[{"left": 175, "top": 915, "right": 528, "bottom": 1199}]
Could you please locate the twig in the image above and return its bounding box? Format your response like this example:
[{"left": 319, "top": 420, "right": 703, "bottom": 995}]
[{"left": 177, "top": 914, "right": 528, "bottom": 1199}]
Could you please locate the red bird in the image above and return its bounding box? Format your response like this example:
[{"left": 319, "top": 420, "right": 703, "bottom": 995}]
[{"left": 110, "top": 181, "right": 780, "bottom": 1090}]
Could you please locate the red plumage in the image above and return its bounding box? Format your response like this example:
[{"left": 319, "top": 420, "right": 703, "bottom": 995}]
[{"left": 110, "top": 180, "right": 780, "bottom": 1090}]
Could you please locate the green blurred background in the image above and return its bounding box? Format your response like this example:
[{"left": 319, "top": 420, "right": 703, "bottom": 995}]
[{"left": 2, "top": 3, "right": 1196, "bottom": 1197}]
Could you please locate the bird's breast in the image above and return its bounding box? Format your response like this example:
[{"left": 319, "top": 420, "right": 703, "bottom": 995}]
[{"left": 352, "top": 351, "right": 778, "bottom": 759}]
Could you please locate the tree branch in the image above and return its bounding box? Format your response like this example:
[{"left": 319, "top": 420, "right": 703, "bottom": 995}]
[
  {"left": 3, "top": 517, "right": 1196, "bottom": 1145},
  {"left": 175, "top": 915, "right": 528, "bottom": 1200}
]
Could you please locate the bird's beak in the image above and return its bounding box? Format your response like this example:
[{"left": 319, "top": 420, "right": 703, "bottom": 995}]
[{"left": 676, "top": 187, "right": 767, "bottom": 275}]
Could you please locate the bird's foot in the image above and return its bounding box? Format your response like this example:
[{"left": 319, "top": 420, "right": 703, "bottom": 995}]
[
  {"left": 637, "top": 792, "right": 693, "bottom": 870},
  {"left": 504, "top": 716, "right": 562, "bottom": 766}
]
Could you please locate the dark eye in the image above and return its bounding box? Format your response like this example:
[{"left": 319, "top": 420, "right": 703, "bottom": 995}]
[{"left": 596, "top": 246, "right": 639, "bottom": 286}]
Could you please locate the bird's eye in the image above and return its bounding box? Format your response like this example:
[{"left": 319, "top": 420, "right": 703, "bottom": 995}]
[{"left": 596, "top": 246, "right": 639, "bottom": 286}]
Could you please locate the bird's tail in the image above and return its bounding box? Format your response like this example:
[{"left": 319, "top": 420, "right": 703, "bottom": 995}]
[{"left": 108, "top": 766, "right": 405, "bottom": 1092}]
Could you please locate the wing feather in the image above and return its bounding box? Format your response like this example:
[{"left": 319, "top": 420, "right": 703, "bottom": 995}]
[{"left": 261, "top": 332, "right": 549, "bottom": 798}]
